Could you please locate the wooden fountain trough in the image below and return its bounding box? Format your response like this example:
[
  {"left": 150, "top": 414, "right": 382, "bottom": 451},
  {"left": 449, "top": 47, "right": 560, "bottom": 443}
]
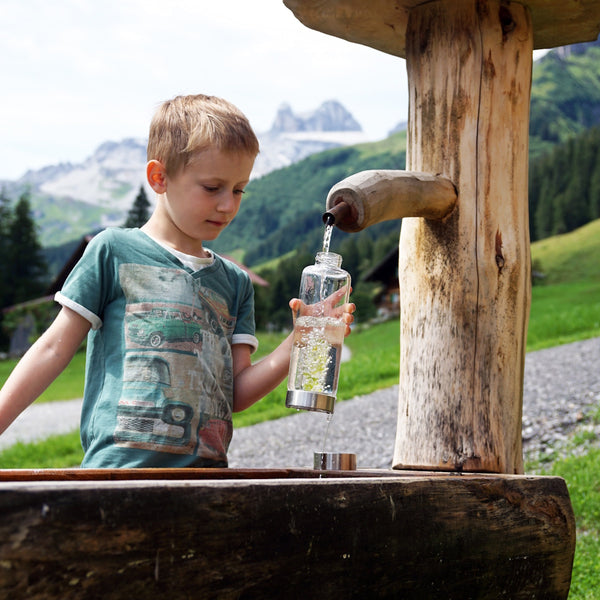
[
  {"left": 1, "top": 0, "right": 599, "bottom": 597},
  {"left": 0, "top": 468, "right": 575, "bottom": 598}
]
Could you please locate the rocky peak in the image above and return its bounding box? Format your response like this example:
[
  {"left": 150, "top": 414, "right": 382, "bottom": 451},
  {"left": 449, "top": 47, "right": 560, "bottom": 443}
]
[
  {"left": 270, "top": 100, "right": 362, "bottom": 134},
  {"left": 92, "top": 138, "right": 147, "bottom": 164}
]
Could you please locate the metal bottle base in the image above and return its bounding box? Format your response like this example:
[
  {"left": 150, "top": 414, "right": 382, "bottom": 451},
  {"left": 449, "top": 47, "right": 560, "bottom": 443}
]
[
  {"left": 314, "top": 452, "right": 357, "bottom": 470},
  {"left": 285, "top": 390, "right": 335, "bottom": 414}
]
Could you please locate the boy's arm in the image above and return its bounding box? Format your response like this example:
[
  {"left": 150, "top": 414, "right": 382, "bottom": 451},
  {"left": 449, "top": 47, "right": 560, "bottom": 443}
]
[
  {"left": 231, "top": 334, "right": 294, "bottom": 413},
  {"left": 0, "top": 306, "right": 91, "bottom": 436},
  {"left": 231, "top": 299, "right": 355, "bottom": 413}
]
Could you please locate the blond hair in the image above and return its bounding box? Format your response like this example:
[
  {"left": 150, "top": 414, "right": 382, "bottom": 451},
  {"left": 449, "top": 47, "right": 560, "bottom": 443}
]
[{"left": 147, "top": 94, "right": 259, "bottom": 176}]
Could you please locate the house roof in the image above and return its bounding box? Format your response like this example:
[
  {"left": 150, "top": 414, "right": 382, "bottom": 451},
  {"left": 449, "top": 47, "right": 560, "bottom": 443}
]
[
  {"left": 218, "top": 254, "right": 269, "bottom": 287},
  {"left": 362, "top": 246, "right": 399, "bottom": 283},
  {"left": 46, "top": 235, "right": 96, "bottom": 295}
]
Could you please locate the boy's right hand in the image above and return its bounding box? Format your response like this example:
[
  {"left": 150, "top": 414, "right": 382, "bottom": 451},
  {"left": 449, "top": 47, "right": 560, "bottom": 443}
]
[{"left": 289, "top": 296, "right": 355, "bottom": 337}]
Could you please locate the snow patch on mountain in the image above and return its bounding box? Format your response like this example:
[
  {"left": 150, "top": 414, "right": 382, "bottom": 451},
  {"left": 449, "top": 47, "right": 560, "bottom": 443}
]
[{"left": 39, "top": 138, "right": 151, "bottom": 211}]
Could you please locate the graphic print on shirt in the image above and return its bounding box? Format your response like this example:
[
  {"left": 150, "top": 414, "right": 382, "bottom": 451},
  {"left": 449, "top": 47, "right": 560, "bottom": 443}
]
[{"left": 115, "top": 264, "right": 235, "bottom": 461}]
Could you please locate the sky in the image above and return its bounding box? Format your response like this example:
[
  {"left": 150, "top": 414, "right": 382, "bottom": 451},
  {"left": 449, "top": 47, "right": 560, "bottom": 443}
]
[
  {"left": 0, "top": 0, "right": 549, "bottom": 181},
  {"left": 0, "top": 0, "right": 411, "bottom": 180}
]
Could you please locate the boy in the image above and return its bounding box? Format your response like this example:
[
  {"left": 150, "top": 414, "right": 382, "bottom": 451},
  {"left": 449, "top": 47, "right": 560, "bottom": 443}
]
[{"left": 0, "top": 94, "right": 354, "bottom": 468}]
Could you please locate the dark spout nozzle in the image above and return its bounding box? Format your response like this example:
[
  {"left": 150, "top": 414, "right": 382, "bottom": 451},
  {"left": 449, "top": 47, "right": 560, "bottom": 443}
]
[{"left": 322, "top": 200, "right": 351, "bottom": 226}]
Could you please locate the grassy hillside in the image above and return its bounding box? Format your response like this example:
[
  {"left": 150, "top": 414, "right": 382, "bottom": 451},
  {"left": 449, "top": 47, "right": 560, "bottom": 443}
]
[
  {"left": 529, "top": 41, "right": 600, "bottom": 160},
  {"left": 207, "top": 132, "right": 407, "bottom": 264},
  {"left": 528, "top": 219, "right": 600, "bottom": 350},
  {"left": 531, "top": 218, "right": 600, "bottom": 284}
]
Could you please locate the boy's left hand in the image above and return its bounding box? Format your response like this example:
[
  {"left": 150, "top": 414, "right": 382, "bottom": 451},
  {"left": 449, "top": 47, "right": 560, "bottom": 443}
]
[{"left": 339, "top": 301, "right": 356, "bottom": 336}]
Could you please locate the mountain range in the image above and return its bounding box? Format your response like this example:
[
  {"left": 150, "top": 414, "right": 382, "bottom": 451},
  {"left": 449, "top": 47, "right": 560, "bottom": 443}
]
[
  {"left": 1, "top": 100, "right": 373, "bottom": 247},
  {"left": 3, "top": 38, "right": 600, "bottom": 259}
]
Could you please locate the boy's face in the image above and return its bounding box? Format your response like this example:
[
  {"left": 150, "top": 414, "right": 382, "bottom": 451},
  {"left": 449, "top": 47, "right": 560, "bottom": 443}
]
[{"left": 153, "top": 147, "right": 255, "bottom": 251}]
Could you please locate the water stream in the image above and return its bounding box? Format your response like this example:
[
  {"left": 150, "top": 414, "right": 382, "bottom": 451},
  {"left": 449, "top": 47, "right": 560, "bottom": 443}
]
[
  {"left": 322, "top": 223, "right": 333, "bottom": 254},
  {"left": 320, "top": 222, "right": 335, "bottom": 455}
]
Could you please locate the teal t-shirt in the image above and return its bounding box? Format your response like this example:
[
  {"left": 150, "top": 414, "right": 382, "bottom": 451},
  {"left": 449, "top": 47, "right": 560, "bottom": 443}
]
[{"left": 57, "top": 228, "right": 257, "bottom": 468}]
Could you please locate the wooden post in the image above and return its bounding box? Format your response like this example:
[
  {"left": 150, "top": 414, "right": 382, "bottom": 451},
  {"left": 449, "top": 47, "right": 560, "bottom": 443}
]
[{"left": 395, "top": 0, "right": 532, "bottom": 473}]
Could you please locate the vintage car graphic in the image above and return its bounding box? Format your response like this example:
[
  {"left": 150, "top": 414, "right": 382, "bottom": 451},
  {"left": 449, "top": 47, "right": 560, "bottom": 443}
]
[{"left": 126, "top": 307, "right": 203, "bottom": 348}]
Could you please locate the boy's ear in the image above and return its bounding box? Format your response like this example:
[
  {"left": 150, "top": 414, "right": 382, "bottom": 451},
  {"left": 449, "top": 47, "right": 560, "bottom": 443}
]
[{"left": 146, "top": 160, "right": 167, "bottom": 193}]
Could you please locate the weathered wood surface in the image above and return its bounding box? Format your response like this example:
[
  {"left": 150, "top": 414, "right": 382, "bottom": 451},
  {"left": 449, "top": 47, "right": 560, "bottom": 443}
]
[
  {"left": 391, "top": 0, "right": 532, "bottom": 473},
  {"left": 0, "top": 467, "right": 400, "bottom": 481},
  {"left": 0, "top": 470, "right": 575, "bottom": 599},
  {"left": 283, "top": 0, "right": 600, "bottom": 57},
  {"left": 326, "top": 170, "right": 457, "bottom": 231}
]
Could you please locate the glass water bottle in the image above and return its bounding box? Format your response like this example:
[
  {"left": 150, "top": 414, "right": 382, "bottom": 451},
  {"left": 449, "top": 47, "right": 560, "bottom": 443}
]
[{"left": 286, "top": 252, "right": 351, "bottom": 414}]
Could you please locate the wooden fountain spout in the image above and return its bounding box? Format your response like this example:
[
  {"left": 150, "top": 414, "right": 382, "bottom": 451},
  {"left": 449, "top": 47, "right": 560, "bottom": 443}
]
[{"left": 325, "top": 170, "right": 457, "bottom": 231}]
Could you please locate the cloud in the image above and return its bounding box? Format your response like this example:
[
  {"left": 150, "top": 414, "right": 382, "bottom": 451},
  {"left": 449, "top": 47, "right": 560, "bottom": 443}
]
[{"left": 1, "top": 0, "right": 412, "bottom": 179}]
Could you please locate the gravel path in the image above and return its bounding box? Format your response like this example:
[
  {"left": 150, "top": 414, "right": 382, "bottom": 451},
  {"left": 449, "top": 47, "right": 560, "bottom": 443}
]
[
  {"left": 229, "top": 336, "right": 600, "bottom": 469},
  {"left": 1, "top": 337, "right": 599, "bottom": 470},
  {"left": 0, "top": 398, "right": 84, "bottom": 451}
]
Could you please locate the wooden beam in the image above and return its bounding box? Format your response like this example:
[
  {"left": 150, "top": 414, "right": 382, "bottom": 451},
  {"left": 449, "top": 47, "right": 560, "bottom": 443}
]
[{"left": 0, "top": 470, "right": 575, "bottom": 599}]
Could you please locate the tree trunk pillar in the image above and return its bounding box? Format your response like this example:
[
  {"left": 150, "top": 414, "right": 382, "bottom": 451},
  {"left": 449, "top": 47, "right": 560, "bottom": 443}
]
[{"left": 394, "top": 0, "right": 532, "bottom": 473}]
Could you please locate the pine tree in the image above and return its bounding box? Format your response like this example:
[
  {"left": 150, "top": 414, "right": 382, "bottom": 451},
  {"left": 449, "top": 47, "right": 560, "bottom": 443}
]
[
  {"left": 0, "top": 188, "right": 12, "bottom": 309},
  {"left": 589, "top": 147, "right": 600, "bottom": 220},
  {"left": 528, "top": 160, "right": 543, "bottom": 241},
  {"left": 338, "top": 235, "right": 368, "bottom": 285},
  {"left": 0, "top": 188, "right": 12, "bottom": 349},
  {"left": 0, "top": 189, "right": 13, "bottom": 349},
  {"left": 534, "top": 175, "right": 554, "bottom": 241},
  {"left": 7, "top": 191, "right": 48, "bottom": 305},
  {"left": 124, "top": 186, "right": 151, "bottom": 228}
]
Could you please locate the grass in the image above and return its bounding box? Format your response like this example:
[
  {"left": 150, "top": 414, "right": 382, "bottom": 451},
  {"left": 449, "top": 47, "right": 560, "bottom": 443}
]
[
  {"left": 524, "top": 407, "right": 600, "bottom": 600},
  {"left": 0, "top": 430, "right": 83, "bottom": 468},
  {"left": 527, "top": 218, "right": 600, "bottom": 353},
  {"left": 527, "top": 280, "right": 600, "bottom": 350},
  {"left": 531, "top": 220, "right": 600, "bottom": 285},
  {"left": 0, "top": 348, "right": 86, "bottom": 404},
  {"left": 548, "top": 453, "right": 600, "bottom": 600},
  {"left": 527, "top": 444, "right": 600, "bottom": 600}
]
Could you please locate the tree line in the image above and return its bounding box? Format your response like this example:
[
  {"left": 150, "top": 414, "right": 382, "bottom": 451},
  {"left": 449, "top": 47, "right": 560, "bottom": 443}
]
[{"left": 529, "top": 125, "right": 600, "bottom": 241}]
